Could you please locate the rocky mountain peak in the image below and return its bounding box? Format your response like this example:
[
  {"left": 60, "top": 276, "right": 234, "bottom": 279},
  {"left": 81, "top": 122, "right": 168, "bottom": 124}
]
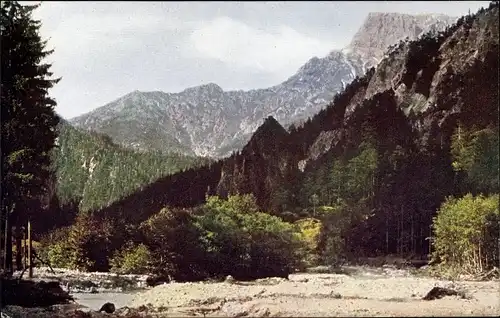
[
  {"left": 70, "top": 10, "right": 457, "bottom": 159},
  {"left": 182, "top": 82, "right": 224, "bottom": 95},
  {"left": 242, "top": 116, "right": 289, "bottom": 155},
  {"left": 251, "top": 116, "right": 288, "bottom": 141},
  {"left": 347, "top": 12, "right": 457, "bottom": 64}
]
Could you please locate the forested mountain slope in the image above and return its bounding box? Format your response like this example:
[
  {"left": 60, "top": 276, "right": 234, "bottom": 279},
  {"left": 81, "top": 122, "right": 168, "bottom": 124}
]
[
  {"left": 91, "top": 3, "right": 498, "bottom": 260},
  {"left": 37, "top": 121, "right": 210, "bottom": 232}
]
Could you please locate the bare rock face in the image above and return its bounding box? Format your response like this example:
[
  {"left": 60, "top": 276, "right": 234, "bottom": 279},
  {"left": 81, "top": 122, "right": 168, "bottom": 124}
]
[
  {"left": 69, "top": 12, "right": 456, "bottom": 159},
  {"left": 300, "top": 5, "right": 499, "bottom": 167},
  {"left": 347, "top": 13, "right": 457, "bottom": 68}
]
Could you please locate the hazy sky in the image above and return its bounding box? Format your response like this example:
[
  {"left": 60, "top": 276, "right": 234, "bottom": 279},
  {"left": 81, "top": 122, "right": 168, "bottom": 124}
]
[{"left": 23, "top": 1, "right": 490, "bottom": 119}]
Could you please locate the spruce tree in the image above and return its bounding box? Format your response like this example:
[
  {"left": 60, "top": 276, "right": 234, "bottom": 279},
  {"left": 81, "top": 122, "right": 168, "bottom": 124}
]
[{"left": 1, "top": 1, "right": 59, "bottom": 273}]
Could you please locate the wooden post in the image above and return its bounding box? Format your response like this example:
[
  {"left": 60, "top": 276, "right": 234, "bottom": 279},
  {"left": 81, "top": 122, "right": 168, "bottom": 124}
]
[{"left": 28, "top": 220, "right": 33, "bottom": 278}]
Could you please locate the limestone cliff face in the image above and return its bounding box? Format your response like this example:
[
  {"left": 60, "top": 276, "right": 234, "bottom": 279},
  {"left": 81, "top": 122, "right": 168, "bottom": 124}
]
[
  {"left": 304, "top": 6, "right": 498, "bottom": 165},
  {"left": 347, "top": 12, "right": 457, "bottom": 69}
]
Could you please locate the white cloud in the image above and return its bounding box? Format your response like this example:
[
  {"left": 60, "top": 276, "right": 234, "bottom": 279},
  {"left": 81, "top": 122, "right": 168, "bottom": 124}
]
[
  {"left": 38, "top": 11, "right": 185, "bottom": 58},
  {"left": 188, "top": 16, "right": 333, "bottom": 76}
]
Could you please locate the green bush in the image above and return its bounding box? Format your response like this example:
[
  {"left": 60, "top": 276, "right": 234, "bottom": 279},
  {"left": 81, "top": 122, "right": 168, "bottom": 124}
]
[
  {"left": 432, "top": 194, "right": 499, "bottom": 275},
  {"left": 194, "top": 194, "right": 306, "bottom": 279},
  {"left": 66, "top": 214, "right": 115, "bottom": 271},
  {"left": 315, "top": 203, "right": 353, "bottom": 265},
  {"left": 45, "top": 241, "right": 72, "bottom": 269},
  {"left": 39, "top": 195, "right": 307, "bottom": 280},
  {"left": 109, "top": 243, "right": 152, "bottom": 275},
  {"left": 294, "top": 218, "right": 322, "bottom": 267},
  {"left": 139, "top": 207, "right": 207, "bottom": 281},
  {"left": 38, "top": 227, "right": 71, "bottom": 268},
  {"left": 451, "top": 126, "right": 499, "bottom": 194},
  {"left": 38, "top": 214, "right": 115, "bottom": 271}
]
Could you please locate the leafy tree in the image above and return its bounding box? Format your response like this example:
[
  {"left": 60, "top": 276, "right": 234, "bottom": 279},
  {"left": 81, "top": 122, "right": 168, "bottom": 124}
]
[
  {"left": 204, "top": 194, "right": 260, "bottom": 215},
  {"left": 451, "top": 125, "right": 499, "bottom": 194},
  {"left": 109, "top": 243, "right": 153, "bottom": 275},
  {"left": 309, "top": 193, "right": 320, "bottom": 215},
  {"left": 38, "top": 214, "right": 114, "bottom": 271},
  {"left": 66, "top": 214, "right": 114, "bottom": 271},
  {"left": 1, "top": 1, "right": 60, "bottom": 272},
  {"left": 432, "top": 194, "right": 499, "bottom": 275},
  {"left": 39, "top": 226, "right": 72, "bottom": 269},
  {"left": 314, "top": 202, "right": 352, "bottom": 265},
  {"left": 139, "top": 207, "right": 206, "bottom": 281},
  {"left": 294, "top": 218, "right": 322, "bottom": 266},
  {"left": 330, "top": 158, "right": 348, "bottom": 204},
  {"left": 345, "top": 142, "right": 377, "bottom": 204},
  {"left": 195, "top": 195, "right": 305, "bottom": 279}
]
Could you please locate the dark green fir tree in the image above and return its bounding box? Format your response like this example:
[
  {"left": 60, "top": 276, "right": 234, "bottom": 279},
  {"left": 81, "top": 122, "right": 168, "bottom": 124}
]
[{"left": 1, "top": 1, "right": 60, "bottom": 273}]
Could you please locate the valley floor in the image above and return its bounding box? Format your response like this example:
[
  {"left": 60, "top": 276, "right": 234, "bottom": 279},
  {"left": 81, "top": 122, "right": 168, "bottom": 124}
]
[{"left": 3, "top": 266, "right": 499, "bottom": 317}]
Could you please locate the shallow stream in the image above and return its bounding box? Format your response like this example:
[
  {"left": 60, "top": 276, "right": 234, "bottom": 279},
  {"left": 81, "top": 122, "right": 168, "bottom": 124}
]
[{"left": 72, "top": 292, "right": 139, "bottom": 311}]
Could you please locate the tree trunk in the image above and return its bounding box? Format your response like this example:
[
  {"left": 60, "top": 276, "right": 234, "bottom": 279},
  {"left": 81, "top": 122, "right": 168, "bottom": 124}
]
[
  {"left": 5, "top": 216, "right": 13, "bottom": 274},
  {"left": 15, "top": 226, "right": 22, "bottom": 270},
  {"left": 411, "top": 209, "right": 415, "bottom": 255},
  {"left": 1, "top": 209, "right": 4, "bottom": 271},
  {"left": 396, "top": 207, "right": 400, "bottom": 255},
  {"left": 478, "top": 244, "right": 483, "bottom": 273},
  {"left": 28, "top": 220, "right": 33, "bottom": 278},
  {"left": 428, "top": 225, "right": 432, "bottom": 257},
  {"left": 401, "top": 204, "right": 405, "bottom": 255},
  {"left": 23, "top": 226, "right": 27, "bottom": 269},
  {"left": 385, "top": 213, "right": 389, "bottom": 254}
]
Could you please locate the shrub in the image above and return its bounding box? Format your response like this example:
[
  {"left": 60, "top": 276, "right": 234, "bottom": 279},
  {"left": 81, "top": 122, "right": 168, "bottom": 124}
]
[
  {"left": 315, "top": 204, "right": 352, "bottom": 265},
  {"left": 109, "top": 243, "right": 152, "bottom": 275},
  {"left": 294, "top": 218, "right": 322, "bottom": 267},
  {"left": 451, "top": 126, "right": 499, "bottom": 194},
  {"left": 46, "top": 240, "right": 73, "bottom": 269},
  {"left": 139, "top": 207, "right": 207, "bottom": 281},
  {"left": 194, "top": 195, "right": 306, "bottom": 279},
  {"left": 38, "top": 214, "right": 115, "bottom": 271},
  {"left": 39, "top": 226, "right": 73, "bottom": 269},
  {"left": 65, "top": 214, "right": 114, "bottom": 271},
  {"left": 432, "top": 194, "right": 499, "bottom": 275}
]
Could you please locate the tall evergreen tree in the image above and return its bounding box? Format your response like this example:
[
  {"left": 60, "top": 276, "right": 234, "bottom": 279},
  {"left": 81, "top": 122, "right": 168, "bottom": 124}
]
[{"left": 1, "top": 1, "right": 60, "bottom": 273}]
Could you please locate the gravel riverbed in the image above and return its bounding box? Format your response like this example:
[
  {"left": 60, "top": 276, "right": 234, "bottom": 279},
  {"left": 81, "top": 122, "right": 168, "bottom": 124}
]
[
  {"left": 4, "top": 266, "right": 499, "bottom": 317},
  {"left": 128, "top": 271, "right": 500, "bottom": 317}
]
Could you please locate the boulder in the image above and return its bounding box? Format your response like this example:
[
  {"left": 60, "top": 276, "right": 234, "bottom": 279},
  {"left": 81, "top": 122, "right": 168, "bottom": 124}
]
[
  {"left": 98, "top": 302, "right": 116, "bottom": 313},
  {"left": 423, "top": 287, "right": 467, "bottom": 300}
]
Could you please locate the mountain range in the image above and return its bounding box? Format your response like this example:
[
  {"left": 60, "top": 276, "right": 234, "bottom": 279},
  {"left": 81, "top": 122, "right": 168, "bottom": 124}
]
[
  {"left": 83, "top": 3, "right": 498, "bottom": 264},
  {"left": 69, "top": 12, "right": 457, "bottom": 158},
  {"left": 37, "top": 2, "right": 500, "bottom": 271}
]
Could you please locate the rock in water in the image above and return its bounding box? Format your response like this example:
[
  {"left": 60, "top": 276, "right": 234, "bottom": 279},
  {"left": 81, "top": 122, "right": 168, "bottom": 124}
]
[{"left": 99, "top": 302, "right": 116, "bottom": 313}]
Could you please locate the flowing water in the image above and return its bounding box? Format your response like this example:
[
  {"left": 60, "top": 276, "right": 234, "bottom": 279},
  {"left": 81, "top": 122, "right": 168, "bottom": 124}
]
[{"left": 72, "top": 292, "right": 139, "bottom": 311}]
